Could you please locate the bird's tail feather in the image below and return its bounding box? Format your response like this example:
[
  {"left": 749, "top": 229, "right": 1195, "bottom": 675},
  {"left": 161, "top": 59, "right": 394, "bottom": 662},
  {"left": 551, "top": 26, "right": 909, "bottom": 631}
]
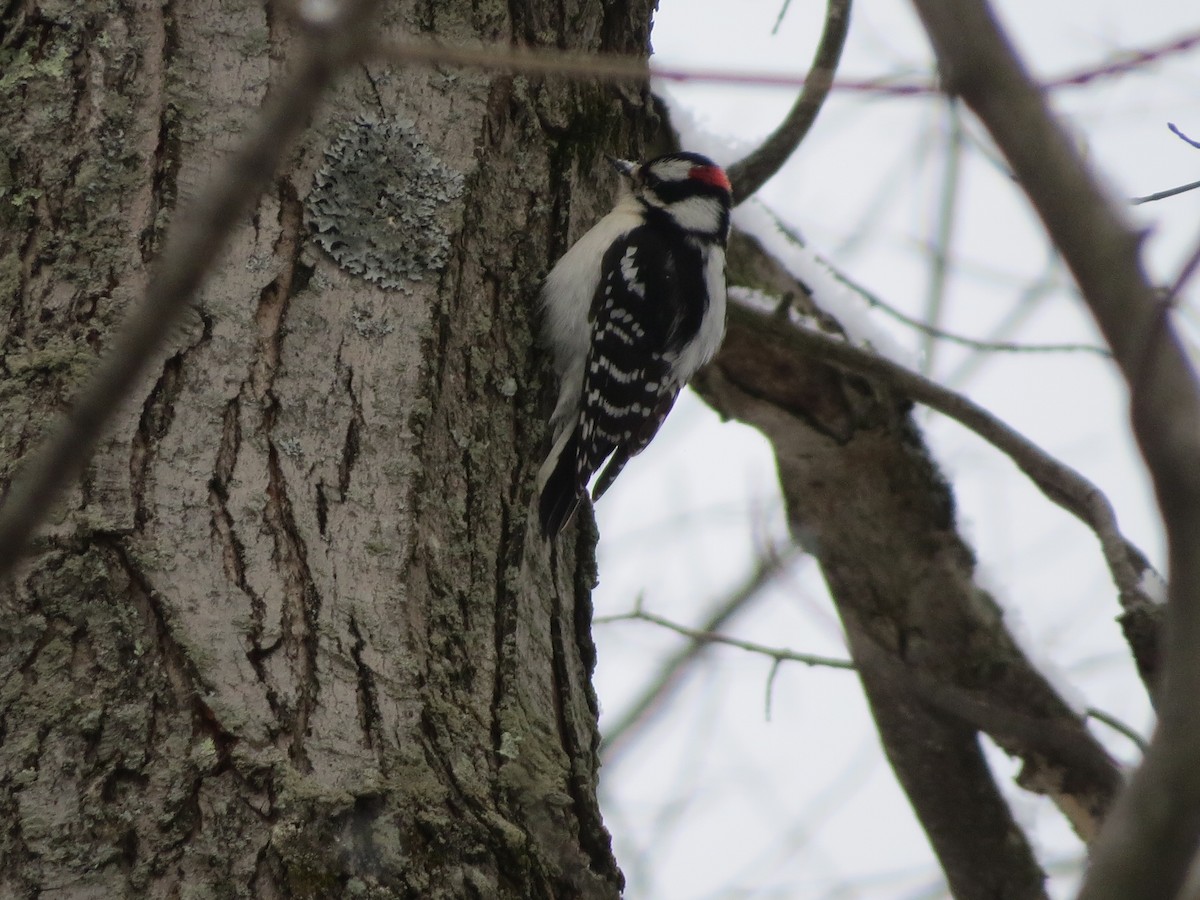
[
  {"left": 592, "top": 449, "right": 631, "bottom": 502},
  {"left": 538, "top": 430, "right": 583, "bottom": 536}
]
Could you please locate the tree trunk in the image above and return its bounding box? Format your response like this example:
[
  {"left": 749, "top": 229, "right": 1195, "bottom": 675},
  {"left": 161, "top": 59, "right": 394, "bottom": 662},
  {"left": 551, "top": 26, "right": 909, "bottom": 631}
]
[{"left": 1, "top": 0, "right": 653, "bottom": 895}]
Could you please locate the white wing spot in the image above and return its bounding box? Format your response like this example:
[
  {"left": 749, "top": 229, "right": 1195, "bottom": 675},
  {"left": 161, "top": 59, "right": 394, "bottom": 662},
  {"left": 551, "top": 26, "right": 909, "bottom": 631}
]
[{"left": 620, "top": 245, "right": 646, "bottom": 298}]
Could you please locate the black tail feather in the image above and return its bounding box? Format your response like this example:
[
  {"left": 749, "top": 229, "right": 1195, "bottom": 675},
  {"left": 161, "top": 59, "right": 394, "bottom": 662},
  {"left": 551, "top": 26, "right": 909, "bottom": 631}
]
[
  {"left": 592, "top": 449, "right": 631, "bottom": 502},
  {"left": 539, "top": 433, "right": 584, "bottom": 536}
]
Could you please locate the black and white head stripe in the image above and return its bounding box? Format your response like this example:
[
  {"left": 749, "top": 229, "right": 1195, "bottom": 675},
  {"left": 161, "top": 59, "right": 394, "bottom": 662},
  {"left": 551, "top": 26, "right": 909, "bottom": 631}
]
[
  {"left": 639, "top": 153, "right": 730, "bottom": 194},
  {"left": 628, "top": 153, "right": 733, "bottom": 241}
]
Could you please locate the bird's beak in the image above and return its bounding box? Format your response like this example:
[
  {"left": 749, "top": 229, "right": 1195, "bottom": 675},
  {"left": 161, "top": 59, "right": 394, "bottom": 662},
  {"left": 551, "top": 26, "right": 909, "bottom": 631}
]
[{"left": 605, "top": 155, "right": 637, "bottom": 178}]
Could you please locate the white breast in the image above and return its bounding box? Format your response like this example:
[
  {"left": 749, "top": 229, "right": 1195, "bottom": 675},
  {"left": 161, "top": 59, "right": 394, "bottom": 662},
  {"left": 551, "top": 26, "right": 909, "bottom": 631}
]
[
  {"left": 667, "top": 244, "right": 727, "bottom": 383},
  {"left": 541, "top": 195, "right": 643, "bottom": 429}
]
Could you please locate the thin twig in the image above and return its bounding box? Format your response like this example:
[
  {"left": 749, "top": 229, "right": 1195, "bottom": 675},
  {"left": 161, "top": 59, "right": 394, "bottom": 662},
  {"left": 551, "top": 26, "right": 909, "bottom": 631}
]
[
  {"left": 366, "top": 28, "right": 1200, "bottom": 96},
  {"left": 1131, "top": 178, "right": 1200, "bottom": 205},
  {"left": 1086, "top": 707, "right": 1149, "bottom": 755},
  {"left": 862, "top": 281, "right": 1106, "bottom": 356},
  {"left": 941, "top": 253, "right": 1070, "bottom": 387},
  {"left": 760, "top": 207, "right": 1110, "bottom": 357},
  {"left": 1168, "top": 122, "right": 1200, "bottom": 149},
  {"left": 595, "top": 606, "right": 855, "bottom": 671},
  {"left": 599, "top": 545, "right": 803, "bottom": 765},
  {"left": 0, "top": 0, "right": 382, "bottom": 577},
  {"left": 918, "top": 99, "right": 964, "bottom": 374},
  {"left": 1044, "top": 34, "right": 1200, "bottom": 89},
  {"left": 764, "top": 658, "right": 785, "bottom": 720},
  {"left": 771, "top": 0, "right": 796, "bottom": 36},
  {"left": 600, "top": 576, "right": 1136, "bottom": 798},
  {"left": 727, "top": 0, "right": 852, "bottom": 203},
  {"left": 1129, "top": 124, "right": 1200, "bottom": 207}
]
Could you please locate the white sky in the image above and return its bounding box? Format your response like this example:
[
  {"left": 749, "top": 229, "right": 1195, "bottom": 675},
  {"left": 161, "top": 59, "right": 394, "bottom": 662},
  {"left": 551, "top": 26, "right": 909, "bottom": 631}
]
[{"left": 589, "top": 0, "right": 1199, "bottom": 896}]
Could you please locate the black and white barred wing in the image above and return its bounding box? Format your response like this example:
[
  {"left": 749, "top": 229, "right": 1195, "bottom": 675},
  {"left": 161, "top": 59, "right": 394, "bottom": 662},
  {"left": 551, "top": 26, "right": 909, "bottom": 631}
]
[{"left": 538, "top": 229, "right": 686, "bottom": 535}]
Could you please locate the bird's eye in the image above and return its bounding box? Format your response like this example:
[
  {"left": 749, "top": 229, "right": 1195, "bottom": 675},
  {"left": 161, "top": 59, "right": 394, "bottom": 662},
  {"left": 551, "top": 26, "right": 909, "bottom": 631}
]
[{"left": 642, "top": 171, "right": 662, "bottom": 188}]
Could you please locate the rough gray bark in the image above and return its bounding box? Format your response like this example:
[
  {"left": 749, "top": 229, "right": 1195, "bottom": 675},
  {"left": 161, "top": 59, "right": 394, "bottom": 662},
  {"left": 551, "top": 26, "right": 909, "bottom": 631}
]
[{"left": 0, "top": 0, "right": 655, "bottom": 895}]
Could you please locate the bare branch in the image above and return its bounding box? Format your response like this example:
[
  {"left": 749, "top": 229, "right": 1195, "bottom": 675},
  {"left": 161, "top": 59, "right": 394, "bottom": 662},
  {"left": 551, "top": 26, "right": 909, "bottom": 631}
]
[
  {"left": 851, "top": 277, "right": 1109, "bottom": 357},
  {"left": 1169, "top": 122, "right": 1200, "bottom": 149},
  {"left": 700, "top": 241, "right": 1124, "bottom": 884},
  {"left": 596, "top": 606, "right": 855, "bottom": 671},
  {"left": 918, "top": 100, "right": 964, "bottom": 374},
  {"left": 905, "top": 1, "right": 1200, "bottom": 896},
  {"left": 761, "top": 211, "right": 1110, "bottom": 356},
  {"left": 1044, "top": 33, "right": 1200, "bottom": 90},
  {"left": 726, "top": 0, "right": 852, "bottom": 203},
  {"left": 1131, "top": 178, "right": 1200, "bottom": 205},
  {"left": 1086, "top": 707, "right": 1149, "bottom": 755},
  {"left": 0, "top": 0, "right": 383, "bottom": 577},
  {"left": 599, "top": 545, "right": 803, "bottom": 766},
  {"left": 732, "top": 298, "right": 1160, "bottom": 664},
  {"left": 603, "top": 597, "right": 1138, "bottom": 822},
  {"left": 771, "top": 0, "right": 797, "bottom": 36},
  {"left": 365, "top": 29, "right": 1200, "bottom": 96},
  {"left": 850, "top": 633, "right": 1120, "bottom": 842}
]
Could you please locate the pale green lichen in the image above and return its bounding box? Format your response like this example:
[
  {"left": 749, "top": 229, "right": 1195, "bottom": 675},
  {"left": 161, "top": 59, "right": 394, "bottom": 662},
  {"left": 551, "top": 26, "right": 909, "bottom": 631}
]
[
  {"left": 351, "top": 305, "right": 396, "bottom": 340},
  {"left": 498, "top": 731, "right": 522, "bottom": 760},
  {"left": 0, "top": 41, "right": 73, "bottom": 93},
  {"left": 306, "top": 117, "right": 465, "bottom": 292},
  {"left": 277, "top": 436, "right": 304, "bottom": 460}
]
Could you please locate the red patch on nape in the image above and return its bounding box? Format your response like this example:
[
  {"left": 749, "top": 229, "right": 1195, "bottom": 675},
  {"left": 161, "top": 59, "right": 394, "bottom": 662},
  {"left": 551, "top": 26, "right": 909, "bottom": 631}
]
[{"left": 688, "top": 164, "right": 732, "bottom": 193}]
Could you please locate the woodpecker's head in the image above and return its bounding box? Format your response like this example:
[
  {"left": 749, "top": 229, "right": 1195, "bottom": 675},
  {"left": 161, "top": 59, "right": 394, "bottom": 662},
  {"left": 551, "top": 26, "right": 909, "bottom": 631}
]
[{"left": 608, "top": 151, "right": 733, "bottom": 244}]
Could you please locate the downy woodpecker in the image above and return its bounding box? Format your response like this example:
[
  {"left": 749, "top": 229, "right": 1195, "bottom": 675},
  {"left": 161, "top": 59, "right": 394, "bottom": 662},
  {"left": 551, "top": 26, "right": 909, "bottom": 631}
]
[{"left": 538, "top": 152, "right": 733, "bottom": 536}]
